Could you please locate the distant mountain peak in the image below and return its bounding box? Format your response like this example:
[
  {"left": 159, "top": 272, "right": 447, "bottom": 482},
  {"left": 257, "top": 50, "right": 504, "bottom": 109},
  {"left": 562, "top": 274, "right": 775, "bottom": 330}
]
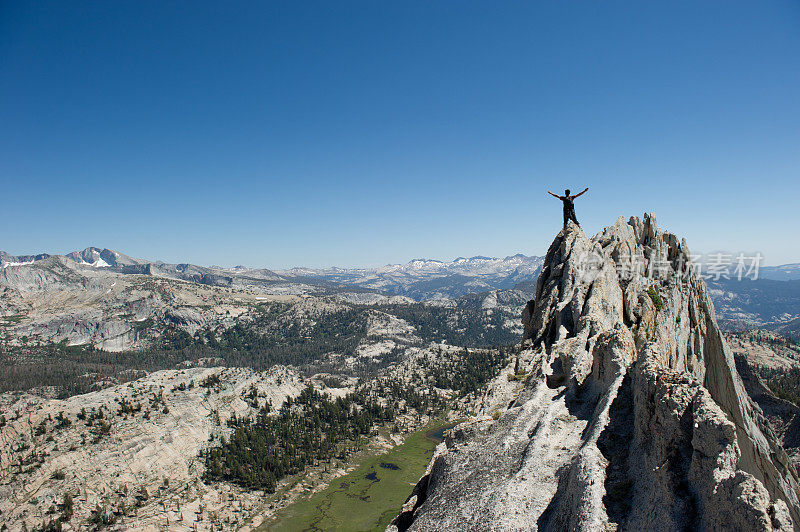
[
  {"left": 277, "top": 253, "right": 545, "bottom": 301},
  {"left": 65, "top": 247, "right": 141, "bottom": 268}
]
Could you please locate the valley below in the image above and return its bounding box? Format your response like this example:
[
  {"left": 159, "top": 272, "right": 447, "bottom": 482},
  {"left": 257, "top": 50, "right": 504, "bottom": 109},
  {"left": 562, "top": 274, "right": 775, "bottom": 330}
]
[{"left": 2, "top": 232, "right": 800, "bottom": 531}]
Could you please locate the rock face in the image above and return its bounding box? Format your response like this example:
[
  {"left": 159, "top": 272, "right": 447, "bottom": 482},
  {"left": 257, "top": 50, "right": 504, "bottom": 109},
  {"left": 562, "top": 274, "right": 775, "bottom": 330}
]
[
  {"left": 392, "top": 215, "right": 800, "bottom": 531},
  {"left": 0, "top": 255, "right": 298, "bottom": 352},
  {"left": 0, "top": 366, "right": 306, "bottom": 530},
  {"left": 734, "top": 346, "right": 800, "bottom": 473}
]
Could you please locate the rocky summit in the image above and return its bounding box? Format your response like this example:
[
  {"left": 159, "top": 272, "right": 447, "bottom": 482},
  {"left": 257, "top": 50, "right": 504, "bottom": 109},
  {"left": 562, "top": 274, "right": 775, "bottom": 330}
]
[{"left": 391, "top": 214, "right": 800, "bottom": 531}]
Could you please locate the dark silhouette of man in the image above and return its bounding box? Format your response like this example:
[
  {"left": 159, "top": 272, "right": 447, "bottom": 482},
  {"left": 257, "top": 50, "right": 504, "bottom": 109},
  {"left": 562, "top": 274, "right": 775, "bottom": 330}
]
[{"left": 548, "top": 187, "right": 588, "bottom": 227}]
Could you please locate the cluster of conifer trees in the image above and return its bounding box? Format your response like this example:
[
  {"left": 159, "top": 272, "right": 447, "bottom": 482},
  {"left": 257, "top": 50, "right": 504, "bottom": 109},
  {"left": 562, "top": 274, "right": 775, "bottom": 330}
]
[
  {"left": 1, "top": 301, "right": 516, "bottom": 397},
  {"left": 758, "top": 365, "right": 800, "bottom": 408},
  {"left": 374, "top": 302, "right": 518, "bottom": 347},
  {"left": 202, "top": 385, "right": 393, "bottom": 491},
  {"left": 428, "top": 347, "right": 510, "bottom": 395},
  {"left": 202, "top": 344, "right": 512, "bottom": 491}
]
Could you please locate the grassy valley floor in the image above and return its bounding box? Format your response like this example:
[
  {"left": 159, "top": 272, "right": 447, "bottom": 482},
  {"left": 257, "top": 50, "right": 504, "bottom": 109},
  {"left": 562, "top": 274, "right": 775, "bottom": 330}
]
[{"left": 260, "top": 419, "right": 457, "bottom": 531}]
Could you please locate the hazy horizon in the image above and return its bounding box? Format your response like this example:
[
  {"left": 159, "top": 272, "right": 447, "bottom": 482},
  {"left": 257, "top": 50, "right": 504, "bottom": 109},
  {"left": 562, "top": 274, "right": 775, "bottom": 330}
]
[{"left": 3, "top": 240, "right": 798, "bottom": 271}]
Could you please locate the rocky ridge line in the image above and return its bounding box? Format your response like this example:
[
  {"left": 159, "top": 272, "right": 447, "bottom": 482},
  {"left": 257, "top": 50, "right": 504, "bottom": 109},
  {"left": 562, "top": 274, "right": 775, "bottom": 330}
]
[{"left": 391, "top": 214, "right": 800, "bottom": 531}]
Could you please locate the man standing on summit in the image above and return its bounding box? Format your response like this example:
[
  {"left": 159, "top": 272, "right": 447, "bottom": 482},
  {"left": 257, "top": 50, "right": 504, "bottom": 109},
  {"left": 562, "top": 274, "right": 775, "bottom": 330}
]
[{"left": 548, "top": 187, "right": 588, "bottom": 227}]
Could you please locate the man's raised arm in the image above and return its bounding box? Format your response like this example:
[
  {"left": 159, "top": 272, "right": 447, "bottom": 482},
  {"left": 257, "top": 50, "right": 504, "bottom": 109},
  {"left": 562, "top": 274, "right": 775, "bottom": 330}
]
[
  {"left": 573, "top": 187, "right": 589, "bottom": 198},
  {"left": 547, "top": 190, "right": 562, "bottom": 200}
]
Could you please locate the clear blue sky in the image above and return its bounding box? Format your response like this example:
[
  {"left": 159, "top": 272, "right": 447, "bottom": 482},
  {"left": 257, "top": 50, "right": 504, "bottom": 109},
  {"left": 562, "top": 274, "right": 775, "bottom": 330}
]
[{"left": 2, "top": 1, "right": 799, "bottom": 268}]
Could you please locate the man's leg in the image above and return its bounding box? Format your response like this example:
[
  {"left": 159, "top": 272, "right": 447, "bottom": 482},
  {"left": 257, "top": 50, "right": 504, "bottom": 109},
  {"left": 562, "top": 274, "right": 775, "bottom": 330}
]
[{"left": 570, "top": 212, "right": 580, "bottom": 226}]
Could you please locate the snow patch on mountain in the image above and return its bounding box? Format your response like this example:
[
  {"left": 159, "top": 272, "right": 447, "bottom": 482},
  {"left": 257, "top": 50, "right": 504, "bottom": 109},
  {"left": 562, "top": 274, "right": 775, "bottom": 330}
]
[{"left": 277, "top": 254, "right": 545, "bottom": 301}]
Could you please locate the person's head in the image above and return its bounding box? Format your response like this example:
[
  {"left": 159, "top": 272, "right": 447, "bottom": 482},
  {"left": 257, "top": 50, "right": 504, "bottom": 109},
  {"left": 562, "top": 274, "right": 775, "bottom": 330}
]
[{"left": 564, "top": 189, "right": 570, "bottom": 196}]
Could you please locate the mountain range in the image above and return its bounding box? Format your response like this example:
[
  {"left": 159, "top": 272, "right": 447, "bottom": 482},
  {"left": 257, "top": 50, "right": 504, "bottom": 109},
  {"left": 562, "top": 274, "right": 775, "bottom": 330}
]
[
  {"left": 3, "top": 219, "right": 800, "bottom": 530},
  {"left": 4, "top": 246, "right": 798, "bottom": 296},
  {"left": 277, "top": 254, "right": 545, "bottom": 300},
  {"left": 3, "top": 247, "right": 799, "bottom": 335}
]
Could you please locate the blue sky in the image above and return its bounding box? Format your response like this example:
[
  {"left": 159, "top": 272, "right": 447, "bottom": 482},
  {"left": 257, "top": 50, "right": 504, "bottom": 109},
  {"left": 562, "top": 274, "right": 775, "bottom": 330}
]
[{"left": 2, "top": 1, "right": 799, "bottom": 268}]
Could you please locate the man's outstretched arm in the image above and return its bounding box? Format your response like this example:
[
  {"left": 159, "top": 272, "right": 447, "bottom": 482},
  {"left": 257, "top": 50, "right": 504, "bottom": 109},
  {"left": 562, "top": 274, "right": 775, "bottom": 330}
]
[
  {"left": 573, "top": 187, "right": 589, "bottom": 198},
  {"left": 547, "top": 190, "right": 563, "bottom": 200}
]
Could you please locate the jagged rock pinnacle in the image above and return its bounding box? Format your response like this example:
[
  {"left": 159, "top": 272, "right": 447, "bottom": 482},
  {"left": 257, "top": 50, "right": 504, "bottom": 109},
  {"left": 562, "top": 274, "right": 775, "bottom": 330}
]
[{"left": 391, "top": 213, "right": 799, "bottom": 531}]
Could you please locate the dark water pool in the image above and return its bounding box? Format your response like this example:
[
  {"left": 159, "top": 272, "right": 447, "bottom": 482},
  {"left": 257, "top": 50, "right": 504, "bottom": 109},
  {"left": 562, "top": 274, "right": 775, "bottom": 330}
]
[{"left": 424, "top": 422, "right": 460, "bottom": 442}]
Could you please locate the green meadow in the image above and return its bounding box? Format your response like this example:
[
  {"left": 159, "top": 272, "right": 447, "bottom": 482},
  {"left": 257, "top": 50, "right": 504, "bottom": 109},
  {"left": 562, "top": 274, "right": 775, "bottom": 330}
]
[{"left": 261, "top": 420, "right": 456, "bottom": 532}]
